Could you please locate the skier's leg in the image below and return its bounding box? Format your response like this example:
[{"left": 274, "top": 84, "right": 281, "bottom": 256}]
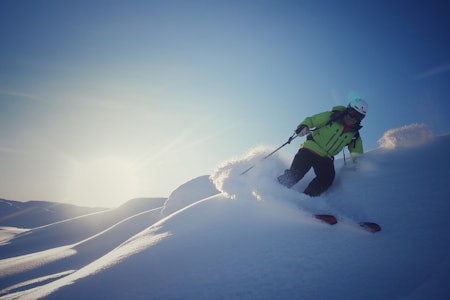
[
  {"left": 278, "top": 148, "right": 314, "bottom": 188},
  {"left": 303, "top": 156, "right": 335, "bottom": 196}
]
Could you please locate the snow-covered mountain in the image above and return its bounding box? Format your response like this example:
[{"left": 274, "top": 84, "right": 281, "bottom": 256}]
[
  {"left": 1, "top": 124, "right": 449, "bottom": 300},
  {"left": 0, "top": 199, "right": 106, "bottom": 228}
]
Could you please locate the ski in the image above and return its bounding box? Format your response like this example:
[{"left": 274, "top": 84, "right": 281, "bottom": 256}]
[
  {"left": 314, "top": 214, "right": 381, "bottom": 233},
  {"left": 314, "top": 214, "right": 338, "bottom": 225},
  {"left": 358, "top": 222, "right": 382, "bottom": 233}
]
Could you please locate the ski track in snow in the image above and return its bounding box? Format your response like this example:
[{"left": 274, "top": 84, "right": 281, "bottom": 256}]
[{"left": 1, "top": 124, "right": 450, "bottom": 300}]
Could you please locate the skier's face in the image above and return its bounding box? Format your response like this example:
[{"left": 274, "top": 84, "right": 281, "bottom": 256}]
[{"left": 345, "top": 108, "right": 365, "bottom": 125}]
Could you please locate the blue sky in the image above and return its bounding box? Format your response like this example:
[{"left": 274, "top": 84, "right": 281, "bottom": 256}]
[{"left": 1, "top": 0, "right": 449, "bottom": 207}]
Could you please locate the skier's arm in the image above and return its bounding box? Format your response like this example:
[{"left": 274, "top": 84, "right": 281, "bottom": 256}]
[
  {"left": 348, "top": 136, "right": 364, "bottom": 162},
  {"left": 297, "top": 111, "right": 332, "bottom": 130}
]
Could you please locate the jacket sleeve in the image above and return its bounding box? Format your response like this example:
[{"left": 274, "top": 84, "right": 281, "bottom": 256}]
[
  {"left": 299, "top": 111, "right": 332, "bottom": 129},
  {"left": 347, "top": 135, "right": 364, "bottom": 154}
]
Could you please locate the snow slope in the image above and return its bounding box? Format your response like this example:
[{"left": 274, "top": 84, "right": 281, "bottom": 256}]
[{"left": 1, "top": 124, "right": 449, "bottom": 300}]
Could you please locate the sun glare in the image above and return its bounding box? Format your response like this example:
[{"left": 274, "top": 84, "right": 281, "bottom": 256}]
[{"left": 66, "top": 157, "right": 138, "bottom": 208}]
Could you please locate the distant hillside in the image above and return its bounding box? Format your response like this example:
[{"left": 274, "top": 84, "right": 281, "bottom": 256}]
[
  {"left": 0, "top": 199, "right": 107, "bottom": 228},
  {"left": 0, "top": 198, "right": 166, "bottom": 228}
]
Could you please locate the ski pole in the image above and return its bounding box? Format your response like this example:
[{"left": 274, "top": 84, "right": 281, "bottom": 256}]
[{"left": 240, "top": 133, "right": 298, "bottom": 175}]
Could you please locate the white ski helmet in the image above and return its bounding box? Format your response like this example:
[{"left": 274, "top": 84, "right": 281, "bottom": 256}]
[{"left": 348, "top": 98, "right": 368, "bottom": 115}]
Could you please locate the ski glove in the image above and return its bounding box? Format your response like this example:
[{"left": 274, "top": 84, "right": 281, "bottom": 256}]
[{"left": 295, "top": 125, "right": 310, "bottom": 137}]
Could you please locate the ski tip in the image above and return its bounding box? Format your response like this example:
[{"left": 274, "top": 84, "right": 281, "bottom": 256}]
[
  {"left": 359, "top": 222, "right": 382, "bottom": 233},
  {"left": 314, "top": 214, "right": 338, "bottom": 225}
]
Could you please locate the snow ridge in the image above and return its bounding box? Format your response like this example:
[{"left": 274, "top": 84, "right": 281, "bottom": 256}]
[{"left": 378, "top": 123, "right": 434, "bottom": 149}]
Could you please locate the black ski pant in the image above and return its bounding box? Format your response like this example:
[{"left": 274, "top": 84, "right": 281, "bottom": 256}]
[{"left": 277, "top": 148, "right": 335, "bottom": 196}]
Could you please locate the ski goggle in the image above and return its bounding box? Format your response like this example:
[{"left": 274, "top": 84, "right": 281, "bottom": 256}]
[{"left": 347, "top": 107, "right": 365, "bottom": 122}]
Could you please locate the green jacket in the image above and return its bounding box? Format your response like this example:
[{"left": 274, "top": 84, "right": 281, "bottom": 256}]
[{"left": 299, "top": 106, "right": 364, "bottom": 158}]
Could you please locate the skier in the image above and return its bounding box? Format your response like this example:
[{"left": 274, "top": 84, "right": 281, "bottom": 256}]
[{"left": 278, "top": 98, "right": 368, "bottom": 196}]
